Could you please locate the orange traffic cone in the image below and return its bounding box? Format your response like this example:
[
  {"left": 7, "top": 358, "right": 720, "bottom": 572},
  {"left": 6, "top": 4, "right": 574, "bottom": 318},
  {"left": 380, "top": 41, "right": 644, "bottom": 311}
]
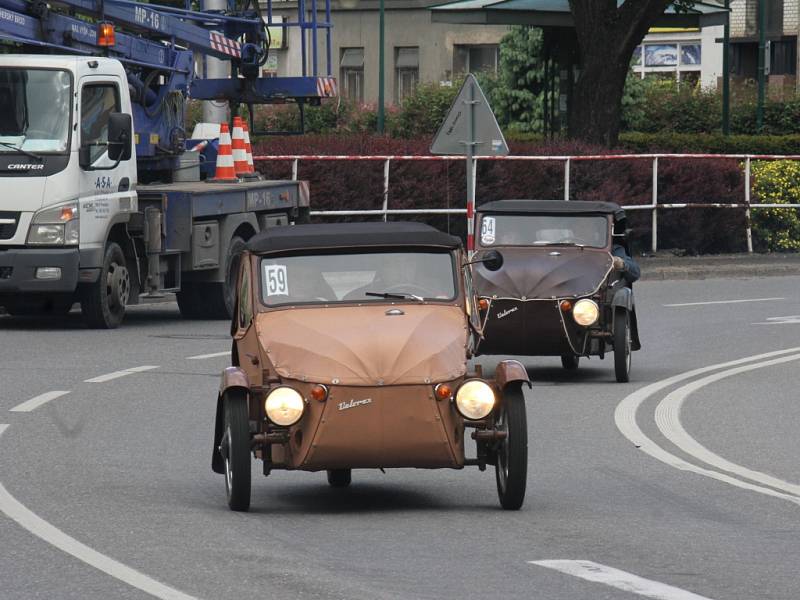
[
  {"left": 210, "top": 122, "right": 237, "bottom": 182},
  {"left": 242, "top": 120, "right": 256, "bottom": 176},
  {"left": 231, "top": 116, "right": 250, "bottom": 178}
]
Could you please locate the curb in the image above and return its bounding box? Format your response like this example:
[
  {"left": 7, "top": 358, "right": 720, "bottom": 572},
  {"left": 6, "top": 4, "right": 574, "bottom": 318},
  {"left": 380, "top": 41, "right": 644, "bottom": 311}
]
[{"left": 639, "top": 253, "right": 800, "bottom": 281}]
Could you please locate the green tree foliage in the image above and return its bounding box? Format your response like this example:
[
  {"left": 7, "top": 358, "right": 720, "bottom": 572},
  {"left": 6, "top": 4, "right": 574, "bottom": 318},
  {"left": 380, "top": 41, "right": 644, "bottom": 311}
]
[{"left": 487, "top": 26, "right": 545, "bottom": 133}]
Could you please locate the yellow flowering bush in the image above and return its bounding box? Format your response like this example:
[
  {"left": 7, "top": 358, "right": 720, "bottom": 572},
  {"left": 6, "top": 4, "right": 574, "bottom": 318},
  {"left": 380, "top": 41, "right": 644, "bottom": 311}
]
[{"left": 751, "top": 160, "right": 800, "bottom": 252}]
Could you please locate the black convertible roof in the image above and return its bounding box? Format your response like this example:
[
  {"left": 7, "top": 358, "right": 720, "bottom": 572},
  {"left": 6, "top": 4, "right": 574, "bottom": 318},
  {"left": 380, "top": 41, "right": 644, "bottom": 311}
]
[
  {"left": 247, "top": 222, "right": 462, "bottom": 253},
  {"left": 478, "top": 199, "right": 624, "bottom": 218}
]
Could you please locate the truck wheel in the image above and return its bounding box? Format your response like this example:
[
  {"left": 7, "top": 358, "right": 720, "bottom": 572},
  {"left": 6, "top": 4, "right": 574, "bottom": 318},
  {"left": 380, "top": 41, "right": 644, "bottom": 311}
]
[
  {"left": 614, "top": 308, "right": 632, "bottom": 383},
  {"left": 222, "top": 390, "right": 251, "bottom": 512},
  {"left": 80, "top": 243, "right": 129, "bottom": 329},
  {"left": 560, "top": 355, "right": 580, "bottom": 370},
  {"left": 179, "top": 236, "right": 245, "bottom": 320},
  {"left": 494, "top": 384, "right": 527, "bottom": 510},
  {"left": 327, "top": 469, "right": 352, "bottom": 488}
]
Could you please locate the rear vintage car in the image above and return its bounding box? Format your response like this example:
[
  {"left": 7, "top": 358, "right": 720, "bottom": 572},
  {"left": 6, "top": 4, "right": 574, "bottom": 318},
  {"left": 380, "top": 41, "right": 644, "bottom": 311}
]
[
  {"left": 211, "top": 222, "right": 532, "bottom": 511},
  {"left": 472, "top": 200, "right": 641, "bottom": 382}
]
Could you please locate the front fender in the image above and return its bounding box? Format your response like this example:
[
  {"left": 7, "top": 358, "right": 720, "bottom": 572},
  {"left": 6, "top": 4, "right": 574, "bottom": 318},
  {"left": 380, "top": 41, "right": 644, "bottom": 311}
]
[
  {"left": 212, "top": 367, "right": 251, "bottom": 474},
  {"left": 493, "top": 359, "right": 531, "bottom": 390},
  {"left": 611, "top": 286, "right": 634, "bottom": 311}
]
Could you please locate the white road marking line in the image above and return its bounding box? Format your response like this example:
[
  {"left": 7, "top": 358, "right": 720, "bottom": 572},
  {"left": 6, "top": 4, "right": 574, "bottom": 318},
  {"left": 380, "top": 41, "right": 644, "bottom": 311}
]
[
  {"left": 530, "top": 560, "right": 714, "bottom": 600},
  {"left": 0, "top": 424, "right": 7, "bottom": 438},
  {"left": 85, "top": 366, "right": 159, "bottom": 383},
  {"left": 186, "top": 351, "right": 230, "bottom": 360},
  {"left": 752, "top": 315, "right": 800, "bottom": 325},
  {"left": 0, "top": 482, "right": 199, "bottom": 600},
  {"left": 655, "top": 353, "right": 800, "bottom": 497},
  {"left": 614, "top": 347, "right": 800, "bottom": 507},
  {"left": 663, "top": 297, "right": 784, "bottom": 308},
  {"left": 10, "top": 391, "right": 70, "bottom": 413}
]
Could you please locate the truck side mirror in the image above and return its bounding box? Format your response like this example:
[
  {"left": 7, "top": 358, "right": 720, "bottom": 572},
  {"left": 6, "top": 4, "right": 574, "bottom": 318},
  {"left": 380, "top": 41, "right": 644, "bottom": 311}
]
[{"left": 108, "top": 113, "right": 132, "bottom": 162}]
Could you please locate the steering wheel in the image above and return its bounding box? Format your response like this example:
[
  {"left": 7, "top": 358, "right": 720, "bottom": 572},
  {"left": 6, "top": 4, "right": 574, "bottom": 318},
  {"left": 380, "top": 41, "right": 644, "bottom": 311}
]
[{"left": 384, "top": 284, "right": 437, "bottom": 298}]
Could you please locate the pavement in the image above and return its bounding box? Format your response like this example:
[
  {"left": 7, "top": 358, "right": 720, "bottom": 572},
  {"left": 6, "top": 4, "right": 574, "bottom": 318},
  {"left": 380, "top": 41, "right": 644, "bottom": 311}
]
[
  {"left": 639, "top": 252, "right": 800, "bottom": 280},
  {"left": 1, "top": 276, "right": 799, "bottom": 600}
]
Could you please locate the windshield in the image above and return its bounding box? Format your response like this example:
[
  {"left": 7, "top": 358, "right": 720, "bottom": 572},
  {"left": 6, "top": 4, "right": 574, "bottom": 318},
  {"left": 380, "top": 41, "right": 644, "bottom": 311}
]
[
  {"left": 479, "top": 214, "right": 609, "bottom": 248},
  {"left": 0, "top": 69, "right": 72, "bottom": 154},
  {"left": 260, "top": 251, "right": 457, "bottom": 306}
]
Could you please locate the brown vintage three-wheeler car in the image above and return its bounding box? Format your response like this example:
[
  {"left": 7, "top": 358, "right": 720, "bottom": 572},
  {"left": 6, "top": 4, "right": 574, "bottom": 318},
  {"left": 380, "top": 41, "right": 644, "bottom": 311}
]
[
  {"left": 472, "top": 200, "right": 641, "bottom": 382},
  {"left": 212, "top": 222, "right": 532, "bottom": 511}
]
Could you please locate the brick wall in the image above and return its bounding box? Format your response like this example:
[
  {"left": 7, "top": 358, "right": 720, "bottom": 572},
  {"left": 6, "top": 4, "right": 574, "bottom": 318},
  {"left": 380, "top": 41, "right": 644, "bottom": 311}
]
[
  {"left": 785, "top": 0, "right": 799, "bottom": 33},
  {"left": 730, "top": 0, "right": 748, "bottom": 37}
]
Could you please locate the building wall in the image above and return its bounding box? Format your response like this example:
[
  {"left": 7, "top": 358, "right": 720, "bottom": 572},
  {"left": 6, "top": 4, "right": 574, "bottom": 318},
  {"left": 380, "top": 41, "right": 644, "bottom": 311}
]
[{"left": 270, "top": 6, "right": 507, "bottom": 104}]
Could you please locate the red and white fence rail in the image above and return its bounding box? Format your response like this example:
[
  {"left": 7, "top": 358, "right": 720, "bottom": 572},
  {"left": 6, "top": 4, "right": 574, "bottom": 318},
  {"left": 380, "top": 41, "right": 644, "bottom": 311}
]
[{"left": 252, "top": 153, "right": 800, "bottom": 253}]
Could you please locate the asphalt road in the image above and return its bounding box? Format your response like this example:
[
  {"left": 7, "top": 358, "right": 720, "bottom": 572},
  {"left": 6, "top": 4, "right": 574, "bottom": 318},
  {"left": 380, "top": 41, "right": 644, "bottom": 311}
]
[{"left": 1, "top": 276, "right": 799, "bottom": 600}]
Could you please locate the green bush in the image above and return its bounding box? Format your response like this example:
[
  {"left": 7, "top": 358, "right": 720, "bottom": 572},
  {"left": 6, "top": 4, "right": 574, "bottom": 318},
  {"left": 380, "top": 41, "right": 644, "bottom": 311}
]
[
  {"left": 389, "top": 80, "right": 461, "bottom": 138},
  {"left": 750, "top": 160, "right": 800, "bottom": 251}
]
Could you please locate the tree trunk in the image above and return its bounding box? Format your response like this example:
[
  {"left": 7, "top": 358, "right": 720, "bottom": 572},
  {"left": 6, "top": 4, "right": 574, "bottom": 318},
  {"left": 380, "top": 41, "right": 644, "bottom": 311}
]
[{"left": 567, "top": 0, "right": 675, "bottom": 146}]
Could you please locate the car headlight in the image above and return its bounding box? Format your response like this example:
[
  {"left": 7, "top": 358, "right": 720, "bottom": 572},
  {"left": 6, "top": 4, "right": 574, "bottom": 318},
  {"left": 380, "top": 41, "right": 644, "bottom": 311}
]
[
  {"left": 454, "top": 379, "right": 496, "bottom": 420},
  {"left": 27, "top": 202, "right": 79, "bottom": 245},
  {"left": 572, "top": 298, "right": 599, "bottom": 327},
  {"left": 264, "top": 386, "right": 305, "bottom": 426}
]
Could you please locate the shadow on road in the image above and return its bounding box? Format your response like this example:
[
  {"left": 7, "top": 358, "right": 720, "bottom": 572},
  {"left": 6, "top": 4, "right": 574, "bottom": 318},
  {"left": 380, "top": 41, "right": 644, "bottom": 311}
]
[{"left": 0, "top": 304, "right": 214, "bottom": 331}]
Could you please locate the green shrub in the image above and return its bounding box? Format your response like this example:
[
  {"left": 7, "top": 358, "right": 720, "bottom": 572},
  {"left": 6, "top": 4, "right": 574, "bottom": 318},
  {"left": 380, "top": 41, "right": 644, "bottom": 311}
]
[
  {"left": 389, "top": 80, "right": 461, "bottom": 138},
  {"left": 750, "top": 160, "right": 800, "bottom": 251}
]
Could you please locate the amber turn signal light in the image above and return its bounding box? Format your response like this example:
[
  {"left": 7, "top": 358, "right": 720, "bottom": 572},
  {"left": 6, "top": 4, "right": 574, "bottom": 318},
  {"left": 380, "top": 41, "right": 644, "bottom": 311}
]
[
  {"left": 310, "top": 384, "right": 328, "bottom": 402},
  {"left": 478, "top": 298, "right": 489, "bottom": 311},
  {"left": 434, "top": 383, "right": 452, "bottom": 401},
  {"left": 98, "top": 22, "right": 115, "bottom": 46},
  {"left": 560, "top": 300, "right": 573, "bottom": 312}
]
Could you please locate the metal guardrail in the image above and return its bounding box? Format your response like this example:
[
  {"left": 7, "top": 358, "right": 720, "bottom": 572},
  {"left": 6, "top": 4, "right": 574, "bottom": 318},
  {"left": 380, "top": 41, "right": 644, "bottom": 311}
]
[{"left": 253, "top": 153, "right": 800, "bottom": 253}]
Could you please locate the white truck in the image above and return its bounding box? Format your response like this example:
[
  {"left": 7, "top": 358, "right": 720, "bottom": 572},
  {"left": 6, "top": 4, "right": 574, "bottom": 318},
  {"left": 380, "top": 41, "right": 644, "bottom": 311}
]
[{"left": 0, "top": 55, "right": 311, "bottom": 327}]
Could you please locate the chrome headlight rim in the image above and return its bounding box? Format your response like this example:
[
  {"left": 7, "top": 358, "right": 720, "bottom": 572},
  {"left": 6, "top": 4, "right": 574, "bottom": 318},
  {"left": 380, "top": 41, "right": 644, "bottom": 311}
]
[
  {"left": 454, "top": 378, "right": 496, "bottom": 420},
  {"left": 572, "top": 298, "right": 600, "bottom": 327},
  {"left": 264, "top": 385, "right": 306, "bottom": 427}
]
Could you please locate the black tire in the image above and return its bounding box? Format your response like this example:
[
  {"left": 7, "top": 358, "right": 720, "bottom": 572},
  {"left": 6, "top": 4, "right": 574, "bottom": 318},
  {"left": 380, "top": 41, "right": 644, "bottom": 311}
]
[
  {"left": 560, "top": 355, "right": 580, "bottom": 370},
  {"left": 79, "top": 242, "right": 130, "bottom": 329},
  {"left": 178, "top": 236, "right": 245, "bottom": 320},
  {"left": 222, "top": 390, "right": 251, "bottom": 512},
  {"left": 327, "top": 469, "right": 352, "bottom": 488},
  {"left": 614, "top": 308, "right": 632, "bottom": 383},
  {"left": 494, "top": 385, "right": 528, "bottom": 510}
]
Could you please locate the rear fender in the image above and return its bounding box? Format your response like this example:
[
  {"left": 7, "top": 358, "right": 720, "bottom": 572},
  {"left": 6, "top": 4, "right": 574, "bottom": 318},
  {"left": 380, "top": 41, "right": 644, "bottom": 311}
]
[
  {"left": 493, "top": 359, "right": 532, "bottom": 392},
  {"left": 212, "top": 367, "right": 251, "bottom": 474}
]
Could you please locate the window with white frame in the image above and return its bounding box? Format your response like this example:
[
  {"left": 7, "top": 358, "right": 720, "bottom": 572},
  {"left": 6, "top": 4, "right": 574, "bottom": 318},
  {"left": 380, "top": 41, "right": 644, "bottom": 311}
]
[
  {"left": 395, "top": 47, "right": 419, "bottom": 104},
  {"left": 453, "top": 44, "right": 499, "bottom": 75},
  {"left": 340, "top": 47, "right": 364, "bottom": 103},
  {"left": 632, "top": 41, "right": 702, "bottom": 85}
]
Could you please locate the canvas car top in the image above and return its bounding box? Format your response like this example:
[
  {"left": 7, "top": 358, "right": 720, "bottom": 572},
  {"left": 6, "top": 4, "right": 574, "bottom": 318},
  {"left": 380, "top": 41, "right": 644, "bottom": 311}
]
[
  {"left": 247, "top": 222, "right": 462, "bottom": 254},
  {"left": 478, "top": 199, "right": 624, "bottom": 218}
]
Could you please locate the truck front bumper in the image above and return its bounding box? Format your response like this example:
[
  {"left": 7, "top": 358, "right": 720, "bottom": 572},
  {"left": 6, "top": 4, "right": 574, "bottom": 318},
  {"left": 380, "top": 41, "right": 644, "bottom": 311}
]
[{"left": 0, "top": 248, "right": 80, "bottom": 294}]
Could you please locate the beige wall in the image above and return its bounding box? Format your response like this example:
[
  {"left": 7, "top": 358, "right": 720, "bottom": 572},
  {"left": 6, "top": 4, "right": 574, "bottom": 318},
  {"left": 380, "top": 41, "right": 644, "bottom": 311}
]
[{"left": 270, "top": 7, "right": 508, "bottom": 104}]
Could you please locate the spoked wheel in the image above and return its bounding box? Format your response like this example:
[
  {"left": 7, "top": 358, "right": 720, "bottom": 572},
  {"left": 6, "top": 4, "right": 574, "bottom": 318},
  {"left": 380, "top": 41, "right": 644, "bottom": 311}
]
[
  {"left": 560, "top": 355, "right": 580, "bottom": 370},
  {"left": 221, "top": 391, "right": 251, "bottom": 512},
  {"left": 613, "top": 308, "right": 632, "bottom": 383},
  {"left": 327, "top": 469, "right": 352, "bottom": 488},
  {"left": 80, "top": 242, "right": 129, "bottom": 329},
  {"left": 494, "top": 384, "right": 528, "bottom": 510}
]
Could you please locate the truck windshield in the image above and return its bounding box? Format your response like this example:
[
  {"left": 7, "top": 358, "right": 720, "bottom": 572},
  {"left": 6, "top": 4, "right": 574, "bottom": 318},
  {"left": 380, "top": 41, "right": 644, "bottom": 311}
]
[
  {"left": 260, "top": 250, "right": 457, "bottom": 306},
  {"left": 0, "top": 69, "right": 71, "bottom": 154},
  {"left": 479, "top": 214, "right": 609, "bottom": 248}
]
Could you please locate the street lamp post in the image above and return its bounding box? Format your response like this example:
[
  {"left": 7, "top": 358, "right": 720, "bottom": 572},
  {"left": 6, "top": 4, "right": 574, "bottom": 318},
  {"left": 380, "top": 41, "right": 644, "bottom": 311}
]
[{"left": 377, "top": 0, "right": 385, "bottom": 133}]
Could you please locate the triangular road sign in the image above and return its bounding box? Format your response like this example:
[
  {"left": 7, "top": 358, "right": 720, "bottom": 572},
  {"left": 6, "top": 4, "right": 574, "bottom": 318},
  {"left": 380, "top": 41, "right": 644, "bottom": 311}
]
[{"left": 430, "top": 74, "right": 509, "bottom": 156}]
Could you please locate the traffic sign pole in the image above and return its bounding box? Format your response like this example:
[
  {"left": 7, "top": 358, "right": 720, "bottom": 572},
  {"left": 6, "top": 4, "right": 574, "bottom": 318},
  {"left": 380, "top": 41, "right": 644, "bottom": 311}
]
[{"left": 466, "top": 79, "right": 475, "bottom": 253}]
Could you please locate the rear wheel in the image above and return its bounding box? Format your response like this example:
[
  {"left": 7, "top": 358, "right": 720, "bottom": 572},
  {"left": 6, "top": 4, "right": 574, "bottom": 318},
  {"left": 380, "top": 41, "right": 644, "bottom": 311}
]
[
  {"left": 327, "top": 469, "right": 352, "bottom": 488},
  {"left": 221, "top": 390, "right": 251, "bottom": 512},
  {"left": 80, "top": 242, "right": 129, "bottom": 329},
  {"left": 560, "top": 355, "right": 580, "bottom": 370},
  {"left": 177, "top": 236, "right": 245, "bottom": 320},
  {"left": 613, "top": 309, "right": 632, "bottom": 383},
  {"left": 494, "top": 385, "right": 527, "bottom": 510}
]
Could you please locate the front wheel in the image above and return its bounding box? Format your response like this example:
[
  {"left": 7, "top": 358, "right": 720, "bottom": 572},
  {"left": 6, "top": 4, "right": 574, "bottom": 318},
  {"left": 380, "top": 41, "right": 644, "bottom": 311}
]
[
  {"left": 613, "top": 309, "right": 632, "bottom": 383},
  {"left": 221, "top": 390, "right": 251, "bottom": 511},
  {"left": 327, "top": 469, "right": 352, "bottom": 488},
  {"left": 80, "top": 242, "right": 130, "bottom": 329},
  {"left": 494, "top": 385, "right": 528, "bottom": 510}
]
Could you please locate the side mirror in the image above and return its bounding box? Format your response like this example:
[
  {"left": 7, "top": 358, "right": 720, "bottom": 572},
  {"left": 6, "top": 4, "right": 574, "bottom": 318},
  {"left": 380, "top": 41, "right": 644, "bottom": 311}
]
[
  {"left": 108, "top": 113, "right": 132, "bottom": 161},
  {"left": 481, "top": 249, "right": 504, "bottom": 271}
]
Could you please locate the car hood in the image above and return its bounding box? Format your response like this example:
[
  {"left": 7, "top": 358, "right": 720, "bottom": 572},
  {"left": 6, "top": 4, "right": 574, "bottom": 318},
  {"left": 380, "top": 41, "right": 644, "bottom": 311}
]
[
  {"left": 255, "top": 304, "right": 468, "bottom": 386},
  {"left": 473, "top": 247, "right": 612, "bottom": 299}
]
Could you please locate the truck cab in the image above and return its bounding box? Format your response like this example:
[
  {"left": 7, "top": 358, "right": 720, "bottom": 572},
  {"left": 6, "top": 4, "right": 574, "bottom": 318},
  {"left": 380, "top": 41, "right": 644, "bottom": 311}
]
[{"left": 1, "top": 55, "right": 137, "bottom": 321}]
